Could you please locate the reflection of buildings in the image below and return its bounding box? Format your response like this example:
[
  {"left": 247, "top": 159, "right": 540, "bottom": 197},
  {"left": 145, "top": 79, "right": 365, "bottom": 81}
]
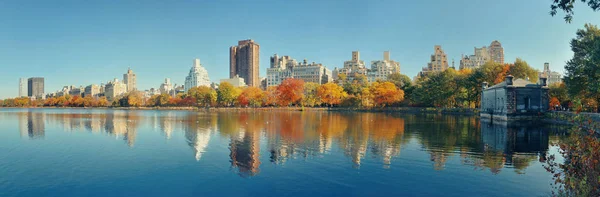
[
  {"left": 18, "top": 111, "right": 45, "bottom": 139},
  {"left": 229, "top": 129, "right": 261, "bottom": 177},
  {"left": 183, "top": 114, "right": 213, "bottom": 161}
]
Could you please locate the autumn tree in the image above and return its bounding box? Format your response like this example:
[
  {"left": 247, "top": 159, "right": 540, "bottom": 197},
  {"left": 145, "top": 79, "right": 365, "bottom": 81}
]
[
  {"left": 263, "top": 87, "right": 278, "bottom": 107},
  {"left": 370, "top": 81, "right": 404, "bottom": 107},
  {"left": 301, "top": 82, "right": 321, "bottom": 107},
  {"left": 550, "top": 97, "right": 561, "bottom": 110},
  {"left": 194, "top": 86, "right": 217, "bottom": 107},
  {"left": 217, "top": 82, "right": 241, "bottom": 107},
  {"left": 238, "top": 87, "right": 264, "bottom": 107},
  {"left": 317, "top": 83, "right": 346, "bottom": 107},
  {"left": 276, "top": 78, "right": 305, "bottom": 106}
]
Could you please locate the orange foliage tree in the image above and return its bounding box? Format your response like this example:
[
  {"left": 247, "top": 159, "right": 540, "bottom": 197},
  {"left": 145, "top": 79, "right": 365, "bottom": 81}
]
[
  {"left": 276, "top": 78, "right": 304, "bottom": 106},
  {"left": 238, "top": 87, "right": 264, "bottom": 107},
  {"left": 263, "top": 87, "right": 278, "bottom": 107},
  {"left": 549, "top": 97, "right": 561, "bottom": 110},
  {"left": 317, "top": 82, "right": 346, "bottom": 107},
  {"left": 370, "top": 81, "right": 404, "bottom": 107}
]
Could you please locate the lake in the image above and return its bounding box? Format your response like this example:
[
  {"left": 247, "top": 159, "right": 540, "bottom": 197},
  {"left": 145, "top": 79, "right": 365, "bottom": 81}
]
[{"left": 0, "top": 108, "right": 566, "bottom": 197}]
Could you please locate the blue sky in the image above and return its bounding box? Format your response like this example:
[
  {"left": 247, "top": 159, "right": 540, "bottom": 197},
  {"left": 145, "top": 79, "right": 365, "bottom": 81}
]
[{"left": 0, "top": 0, "right": 599, "bottom": 99}]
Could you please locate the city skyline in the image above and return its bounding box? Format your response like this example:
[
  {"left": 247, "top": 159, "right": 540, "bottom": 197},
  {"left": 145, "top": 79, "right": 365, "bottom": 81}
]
[{"left": 1, "top": 0, "right": 600, "bottom": 99}]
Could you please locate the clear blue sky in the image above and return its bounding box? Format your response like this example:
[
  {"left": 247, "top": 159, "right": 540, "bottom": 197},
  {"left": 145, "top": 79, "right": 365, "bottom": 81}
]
[{"left": 1, "top": 0, "right": 599, "bottom": 99}]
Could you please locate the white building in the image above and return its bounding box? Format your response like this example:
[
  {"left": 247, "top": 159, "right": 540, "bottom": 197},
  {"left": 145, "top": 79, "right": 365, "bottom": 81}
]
[
  {"left": 267, "top": 54, "right": 332, "bottom": 87},
  {"left": 460, "top": 46, "right": 490, "bottom": 70},
  {"left": 184, "top": 59, "right": 211, "bottom": 92},
  {"left": 539, "top": 62, "right": 562, "bottom": 85},
  {"left": 220, "top": 75, "right": 247, "bottom": 87},
  {"left": 333, "top": 51, "right": 367, "bottom": 82},
  {"left": 123, "top": 68, "right": 137, "bottom": 92},
  {"left": 367, "top": 51, "right": 401, "bottom": 82},
  {"left": 19, "top": 78, "right": 27, "bottom": 97},
  {"left": 105, "top": 78, "right": 127, "bottom": 101},
  {"left": 419, "top": 45, "right": 449, "bottom": 77},
  {"left": 159, "top": 78, "right": 173, "bottom": 94},
  {"left": 84, "top": 84, "right": 100, "bottom": 97}
]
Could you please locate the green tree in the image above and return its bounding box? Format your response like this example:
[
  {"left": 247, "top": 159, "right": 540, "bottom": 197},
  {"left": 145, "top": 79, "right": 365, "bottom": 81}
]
[
  {"left": 550, "top": 0, "right": 600, "bottom": 23},
  {"left": 217, "top": 82, "right": 240, "bottom": 107},
  {"left": 507, "top": 58, "right": 539, "bottom": 83},
  {"left": 195, "top": 86, "right": 217, "bottom": 107},
  {"left": 564, "top": 24, "right": 600, "bottom": 111},
  {"left": 549, "top": 82, "right": 570, "bottom": 107},
  {"left": 387, "top": 73, "right": 412, "bottom": 90}
]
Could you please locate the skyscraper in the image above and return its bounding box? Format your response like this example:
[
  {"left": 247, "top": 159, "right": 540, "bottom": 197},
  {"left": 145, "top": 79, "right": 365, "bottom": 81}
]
[
  {"left": 488, "top": 40, "right": 504, "bottom": 64},
  {"left": 27, "top": 77, "right": 44, "bottom": 98},
  {"left": 19, "top": 78, "right": 27, "bottom": 97},
  {"left": 230, "top": 39, "right": 260, "bottom": 87},
  {"left": 184, "top": 59, "right": 211, "bottom": 92},
  {"left": 123, "top": 68, "right": 137, "bottom": 92}
]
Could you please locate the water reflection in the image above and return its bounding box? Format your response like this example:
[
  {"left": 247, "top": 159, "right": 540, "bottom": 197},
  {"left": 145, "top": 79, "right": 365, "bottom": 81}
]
[{"left": 12, "top": 110, "right": 567, "bottom": 177}]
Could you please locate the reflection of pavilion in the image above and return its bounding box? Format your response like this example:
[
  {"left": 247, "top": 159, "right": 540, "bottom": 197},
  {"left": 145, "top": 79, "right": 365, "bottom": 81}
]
[
  {"left": 480, "top": 122, "right": 549, "bottom": 173},
  {"left": 229, "top": 129, "right": 261, "bottom": 177},
  {"left": 18, "top": 111, "right": 45, "bottom": 139}
]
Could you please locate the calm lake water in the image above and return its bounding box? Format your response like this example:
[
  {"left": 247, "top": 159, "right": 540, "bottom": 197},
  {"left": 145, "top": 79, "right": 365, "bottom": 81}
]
[{"left": 0, "top": 109, "right": 567, "bottom": 197}]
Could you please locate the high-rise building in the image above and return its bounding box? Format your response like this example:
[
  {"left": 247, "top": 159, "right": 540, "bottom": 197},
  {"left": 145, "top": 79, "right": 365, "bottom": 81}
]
[
  {"left": 267, "top": 54, "right": 332, "bottom": 87},
  {"left": 123, "top": 68, "right": 137, "bottom": 92},
  {"left": 333, "top": 51, "right": 367, "bottom": 82},
  {"left": 230, "top": 39, "right": 260, "bottom": 87},
  {"left": 19, "top": 78, "right": 27, "bottom": 97},
  {"left": 105, "top": 78, "right": 127, "bottom": 101},
  {"left": 418, "top": 45, "right": 449, "bottom": 76},
  {"left": 159, "top": 78, "right": 173, "bottom": 95},
  {"left": 367, "top": 51, "right": 401, "bottom": 82},
  {"left": 539, "top": 62, "right": 562, "bottom": 85},
  {"left": 84, "top": 84, "right": 100, "bottom": 97},
  {"left": 460, "top": 46, "right": 490, "bottom": 70},
  {"left": 27, "top": 77, "right": 44, "bottom": 98},
  {"left": 488, "top": 40, "right": 504, "bottom": 64},
  {"left": 184, "top": 59, "right": 211, "bottom": 92}
]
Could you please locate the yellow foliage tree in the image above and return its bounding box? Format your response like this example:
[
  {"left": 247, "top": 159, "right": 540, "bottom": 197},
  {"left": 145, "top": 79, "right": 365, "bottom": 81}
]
[
  {"left": 370, "top": 81, "right": 404, "bottom": 107},
  {"left": 317, "top": 83, "right": 346, "bottom": 107}
]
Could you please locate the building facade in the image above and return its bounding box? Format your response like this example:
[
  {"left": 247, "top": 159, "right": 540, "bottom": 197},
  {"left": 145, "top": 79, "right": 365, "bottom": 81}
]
[
  {"left": 460, "top": 46, "right": 490, "bottom": 70},
  {"left": 488, "top": 40, "right": 504, "bottom": 64},
  {"left": 84, "top": 84, "right": 100, "bottom": 97},
  {"left": 367, "top": 51, "right": 401, "bottom": 82},
  {"left": 105, "top": 78, "right": 127, "bottom": 101},
  {"left": 123, "top": 68, "right": 137, "bottom": 92},
  {"left": 267, "top": 54, "right": 332, "bottom": 87},
  {"left": 159, "top": 78, "right": 173, "bottom": 95},
  {"left": 333, "top": 51, "right": 367, "bottom": 82},
  {"left": 69, "top": 86, "right": 84, "bottom": 97},
  {"left": 184, "top": 58, "right": 211, "bottom": 92},
  {"left": 539, "top": 63, "right": 562, "bottom": 85},
  {"left": 230, "top": 39, "right": 260, "bottom": 87},
  {"left": 27, "top": 77, "right": 44, "bottom": 99},
  {"left": 221, "top": 75, "right": 247, "bottom": 88},
  {"left": 19, "top": 78, "right": 27, "bottom": 97},
  {"left": 480, "top": 75, "right": 549, "bottom": 121},
  {"left": 418, "top": 45, "right": 449, "bottom": 76}
]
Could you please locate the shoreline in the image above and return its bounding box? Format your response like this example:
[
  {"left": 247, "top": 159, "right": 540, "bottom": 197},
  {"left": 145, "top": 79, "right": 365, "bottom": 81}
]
[{"left": 0, "top": 106, "right": 479, "bottom": 115}]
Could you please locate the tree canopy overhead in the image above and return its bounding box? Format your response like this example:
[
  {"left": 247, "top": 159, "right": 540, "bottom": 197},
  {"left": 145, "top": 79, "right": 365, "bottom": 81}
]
[{"left": 550, "top": 0, "right": 600, "bottom": 23}]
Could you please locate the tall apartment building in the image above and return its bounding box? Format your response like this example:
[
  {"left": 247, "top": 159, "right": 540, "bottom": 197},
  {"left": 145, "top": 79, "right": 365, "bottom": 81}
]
[
  {"left": 105, "top": 78, "right": 127, "bottom": 101},
  {"left": 333, "top": 51, "right": 367, "bottom": 82},
  {"left": 27, "top": 77, "right": 44, "bottom": 98},
  {"left": 489, "top": 40, "right": 504, "bottom": 64},
  {"left": 19, "top": 78, "right": 27, "bottom": 97},
  {"left": 184, "top": 58, "right": 211, "bottom": 92},
  {"left": 266, "top": 55, "right": 332, "bottom": 87},
  {"left": 69, "top": 86, "right": 85, "bottom": 97},
  {"left": 84, "top": 84, "right": 100, "bottom": 97},
  {"left": 159, "top": 78, "right": 173, "bottom": 95},
  {"left": 460, "top": 46, "right": 490, "bottom": 70},
  {"left": 539, "top": 62, "right": 562, "bottom": 85},
  {"left": 123, "top": 68, "right": 137, "bottom": 92},
  {"left": 367, "top": 51, "right": 401, "bottom": 82},
  {"left": 418, "top": 45, "right": 449, "bottom": 76},
  {"left": 230, "top": 39, "right": 260, "bottom": 87}
]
